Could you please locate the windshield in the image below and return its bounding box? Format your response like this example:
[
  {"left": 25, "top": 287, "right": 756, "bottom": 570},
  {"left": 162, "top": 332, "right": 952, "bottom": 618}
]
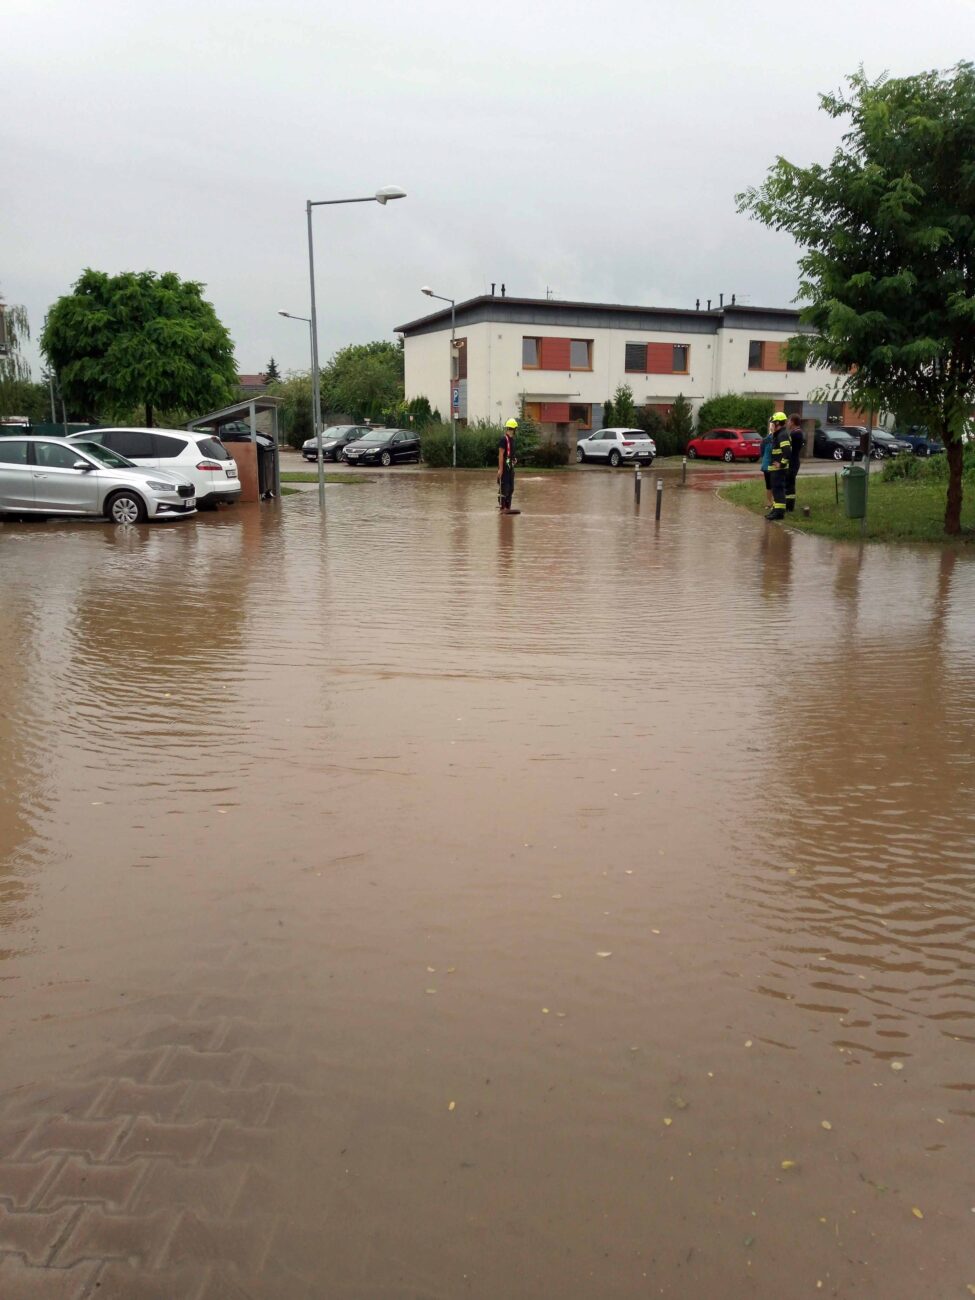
[
  {"left": 73, "top": 441, "right": 135, "bottom": 468},
  {"left": 356, "top": 430, "right": 387, "bottom": 443}
]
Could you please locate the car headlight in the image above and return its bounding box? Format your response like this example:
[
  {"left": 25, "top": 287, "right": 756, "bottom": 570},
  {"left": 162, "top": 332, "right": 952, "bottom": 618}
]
[{"left": 146, "top": 480, "right": 179, "bottom": 491}]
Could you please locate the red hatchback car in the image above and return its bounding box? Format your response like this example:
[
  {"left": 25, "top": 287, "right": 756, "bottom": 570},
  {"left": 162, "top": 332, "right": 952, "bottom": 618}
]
[{"left": 686, "top": 427, "right": 762, "bottom": 462}]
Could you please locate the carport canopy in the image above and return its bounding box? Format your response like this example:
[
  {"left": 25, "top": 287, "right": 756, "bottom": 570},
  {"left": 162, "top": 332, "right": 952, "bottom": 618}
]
[{"left": 187, "top": 396, "right": 282, "bottom": 497}]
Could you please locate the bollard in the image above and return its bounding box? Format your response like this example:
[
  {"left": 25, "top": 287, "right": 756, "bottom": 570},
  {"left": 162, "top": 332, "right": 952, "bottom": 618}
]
[
  {"left": 802, "top": 505, "right": 810, "bottom": 518},
  {"left": 681, "top": 456, "right": 687, "bottom": 485},
  {"left": 655, "top": 478, "right": 663, "bottom": 521},
  {"left": 634, "top": 468, "right": 641, "bottom": 504}
]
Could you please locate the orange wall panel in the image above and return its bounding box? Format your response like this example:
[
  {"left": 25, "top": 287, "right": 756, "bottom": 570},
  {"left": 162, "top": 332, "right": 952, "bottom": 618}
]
[
  {"left": 762, "top": 342, "right": 789, "bottom": 372},
  {"left": 539, "top": 337, "right": 571, "bottom": 370},
  {"left": 646, "top": 343, "right": 674, "bottom": 374},
  {"left": 540, "top": 402, "right": 570, "bottom": 422}
]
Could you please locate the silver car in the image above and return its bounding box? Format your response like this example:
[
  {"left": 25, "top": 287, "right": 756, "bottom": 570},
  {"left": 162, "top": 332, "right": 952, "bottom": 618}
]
[{"left": 0, "top": 436, "right": 196, "bottom": 523}]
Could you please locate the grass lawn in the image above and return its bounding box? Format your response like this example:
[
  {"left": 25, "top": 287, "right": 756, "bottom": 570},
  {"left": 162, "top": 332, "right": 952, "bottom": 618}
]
[
  {"left": 719, "top": 473, "right": 975, "bottom": 544},
  {"left": 280, "top": 472, "right": 370, "bottom": 484}
]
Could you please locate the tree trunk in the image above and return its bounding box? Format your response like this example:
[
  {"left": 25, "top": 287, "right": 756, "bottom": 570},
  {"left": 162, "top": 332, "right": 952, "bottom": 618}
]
[
  {"left": 145, "top": 402, "right": 154, "bottom": 428},
  {"left": 944, "top": 437, "right": 963, "bottom": 535}
]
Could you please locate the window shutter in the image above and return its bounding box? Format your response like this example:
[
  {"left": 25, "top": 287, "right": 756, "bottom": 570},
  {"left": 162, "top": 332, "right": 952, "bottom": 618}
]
[
  {"left": 539, "top": 337, "right": 571, "bottom": 370},
  {"left": 625, "top": 343, "right": 647, "bottom": 372},
  {"left": 646, "top": 343, "right": 674, "bottom": 374}
]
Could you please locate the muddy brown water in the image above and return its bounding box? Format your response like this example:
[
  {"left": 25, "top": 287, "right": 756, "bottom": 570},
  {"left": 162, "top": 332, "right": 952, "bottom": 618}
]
[{"left": 0, "top": 469, "right": 972, "bottom": 1299}]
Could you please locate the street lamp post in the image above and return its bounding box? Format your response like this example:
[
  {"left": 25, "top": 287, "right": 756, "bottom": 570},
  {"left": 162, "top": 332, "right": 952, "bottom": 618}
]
[
  {"left": 277, "top": 310, "right": 315, "bottom": 443},
  {"left": 421, "top": 286, "right": 457, "bottom": 468},
  {"left": 305, "top": 186, "right": 406, "bottom": 511}
]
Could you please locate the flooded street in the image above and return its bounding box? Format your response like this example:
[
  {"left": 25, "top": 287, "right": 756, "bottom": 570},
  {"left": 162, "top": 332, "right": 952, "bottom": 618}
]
[{"left": 1, "top": 469, "right": 973, "bottom": 1299}]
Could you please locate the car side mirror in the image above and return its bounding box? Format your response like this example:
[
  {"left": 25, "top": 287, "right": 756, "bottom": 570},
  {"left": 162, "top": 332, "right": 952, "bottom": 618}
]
[{"left": 72, "top": 460, "right": 93, "bottom": 471}]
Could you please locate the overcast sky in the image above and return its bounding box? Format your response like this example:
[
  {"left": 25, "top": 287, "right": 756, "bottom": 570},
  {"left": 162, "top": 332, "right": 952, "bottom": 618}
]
[{"left": 4, "top": 0, "right": 972, "bottom": 379}]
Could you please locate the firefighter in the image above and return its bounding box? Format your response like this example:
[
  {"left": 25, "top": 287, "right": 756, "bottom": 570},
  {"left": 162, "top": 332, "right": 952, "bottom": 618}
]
[
  {"left": 785, "top": 413, "right": 804, "bottom": 512},
  {"left": 497, "top": 418, "right": 518, "bottom": 512},
  {"left": 765, "top": 412, "right": 791, "bottom": 521}
]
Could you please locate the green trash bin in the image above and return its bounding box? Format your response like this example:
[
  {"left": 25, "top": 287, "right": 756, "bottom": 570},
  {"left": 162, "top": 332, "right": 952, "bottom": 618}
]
[{"left": 841, "top": 464, "right": 867, "bottom": 519}]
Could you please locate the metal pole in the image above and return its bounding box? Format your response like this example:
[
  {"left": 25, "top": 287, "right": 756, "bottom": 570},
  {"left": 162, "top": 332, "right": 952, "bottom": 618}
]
[
  {"left": 48, "top": 374, "right": 56, "bottom": 425},
  {"left": 861, "top": 408, "right": 873, "bottom": 539},
  {"left": 306, "top": 200, "right": 325, "bottom": 513},
  {"left": 451, "top": 299, "right": 457, "bottom": 470},
  {"left": 681, "top": 456, "right": 687, "bottom": 485},
  {"left": 634, "top": 468, "right": 641, "bottom": 504},
  {"left": 655, "top": 478, "right": 663, "bottom": 521}
]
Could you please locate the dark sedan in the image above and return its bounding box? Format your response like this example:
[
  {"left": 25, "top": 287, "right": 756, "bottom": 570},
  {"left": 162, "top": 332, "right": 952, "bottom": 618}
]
[
  {"left": 813, "top": 427, "right": 861, "bottom": 461},
  {"left": 341, "top": 428, "right": 421, "bottom": 467},
  {"left": 301, "top": 425, "right": 369, "bottom": 462},
  {"left": 835, "top": 426, "right": 912, "bottom": 458}
]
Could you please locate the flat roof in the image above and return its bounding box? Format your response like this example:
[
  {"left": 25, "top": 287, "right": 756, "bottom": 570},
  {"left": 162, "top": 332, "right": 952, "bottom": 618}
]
[{"left": 395, "top": 295, "right": 808, "bottom": 338}]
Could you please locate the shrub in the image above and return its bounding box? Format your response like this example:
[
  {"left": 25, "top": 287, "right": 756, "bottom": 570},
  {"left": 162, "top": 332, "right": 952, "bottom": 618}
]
[
  {"left": 696, "top": 393, "right": 774, "bottom": 434},
  {"left": 526, "top": 440, "right": 570, "bottom": 467},
  {"left": 611, "top": 384, "right": 636, "bottom": 426},
  {"left": 601, "top": 398, "right": 615, "bottom": 428}
]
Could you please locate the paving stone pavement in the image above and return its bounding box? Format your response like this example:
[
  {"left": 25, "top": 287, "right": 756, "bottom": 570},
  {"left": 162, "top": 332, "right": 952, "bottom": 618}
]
[{"left": 0, "top": 967, "right": 334, "bottom": 1299}]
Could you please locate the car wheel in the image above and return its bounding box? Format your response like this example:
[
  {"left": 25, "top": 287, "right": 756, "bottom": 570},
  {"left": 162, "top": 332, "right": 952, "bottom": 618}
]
[
  {"left": 576, "top": 447, "right": 586, "bottom": 463},
  {"left": 687, "top": 447, "right": 697, "bottom": 459},
  {"left": 380, "top": 451, "right": 392, "bottom": 467},
  {"left": 833, "top": 447, "right": 844, "bottom": 461},
  {"left": 723, "top": 449, "right": 735, "bottom": 462},
  {"left": 873, "top": 447, "right": 885, "bottom": 459},
  {"left": 608, "top": 449, "right": 621, "bottom": 467},
  {"left": 107, "top": 491, "right": 146, "bottom": 525}
]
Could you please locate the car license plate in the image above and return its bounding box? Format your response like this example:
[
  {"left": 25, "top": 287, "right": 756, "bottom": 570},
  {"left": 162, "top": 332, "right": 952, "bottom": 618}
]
[{"left": 226, "top": 466, "right": 238, "bottom": 478}]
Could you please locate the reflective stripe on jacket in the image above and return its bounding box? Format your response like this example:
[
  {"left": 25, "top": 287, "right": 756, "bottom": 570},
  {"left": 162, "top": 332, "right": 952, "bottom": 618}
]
[{"left": 769, "top": 426, "right": 792, "bottom": 471}]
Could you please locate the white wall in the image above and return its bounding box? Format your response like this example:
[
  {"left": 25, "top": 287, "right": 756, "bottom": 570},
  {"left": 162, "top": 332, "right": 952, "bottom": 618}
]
[{"left": 404, "top": 319, "right": 838, "bottom": 424}]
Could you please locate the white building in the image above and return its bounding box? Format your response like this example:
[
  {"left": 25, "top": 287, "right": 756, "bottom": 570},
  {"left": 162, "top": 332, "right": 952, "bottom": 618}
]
[{"left": 395, "top": 294, "right": 866, "bottom": 436}]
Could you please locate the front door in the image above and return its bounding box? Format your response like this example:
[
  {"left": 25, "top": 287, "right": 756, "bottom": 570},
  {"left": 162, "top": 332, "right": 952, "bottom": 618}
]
[
  {"left": 0, "top": 439, "right": 34, "bottom": 509},
  {"left": 31, "top": 441, "right": 99, "bottom": 513}
]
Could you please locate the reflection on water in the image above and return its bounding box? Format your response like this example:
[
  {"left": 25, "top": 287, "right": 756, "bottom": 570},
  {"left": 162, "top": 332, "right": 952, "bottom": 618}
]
[{"left": 0, "top": 473, "right": 973, "bottom": 1298}]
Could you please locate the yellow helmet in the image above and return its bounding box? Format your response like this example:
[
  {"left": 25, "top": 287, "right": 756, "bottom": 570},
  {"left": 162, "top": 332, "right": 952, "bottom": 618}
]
[
  {"left": 772, "top": 411, "right": 788, "bottom": 423},
  {"left": 505, "top": 418, "right": 519, "bottom": 429}
]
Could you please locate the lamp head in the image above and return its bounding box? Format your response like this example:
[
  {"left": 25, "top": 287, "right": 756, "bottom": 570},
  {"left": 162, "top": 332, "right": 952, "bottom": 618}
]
[
  {"left": 277, "top": 310, "right": 290, "bottom": 318},
  {"left": 421, "top": 286, "right": 434, "bottom": 297},
  {"left": 375, "top": 185, "right": 406, "bottom": 205}
]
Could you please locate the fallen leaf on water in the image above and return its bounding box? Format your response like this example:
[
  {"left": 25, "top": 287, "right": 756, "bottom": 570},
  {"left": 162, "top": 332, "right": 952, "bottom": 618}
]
[
  {"left": 672, "top": 1096, "right": 689, "bottom": 1111},
  {"left": 745, "top": 1040, "right": 753, "bottom": 1048},
  {"left": 651, "top": 929, "right": 661, "bottom": 935},
  {"left": 781, "top": 1160, "right": 797, "bottom": 1170},
  {"left": 555, "top": 1011, "right": 566, "bottom": 1018},
  {"left": 891, "top": 1061, "right": 905, "bottom": 1071},
  {"left": 663, "top": 1118, "right": 673, "bottom": 1126},
  {"left": 551, "top": 894, "right": 563, "bottom": 900},
  {"left": 447, "top": 967, "right": 456, "bottom": 973},
  {"left": 541, "top": 1007, "right": 550, "bottom": 1014},
  {"left": 596, "top": 951, "right": 613, "bottom": 958},
  {"left": 821, "top": 1120, "right": 832, "bottom": 1131},
  {"left": 965, "top": 1285, "right": 975, "bottom": 1295},
  {"left": 743, "top": 1235, "right": 755, "bottom": 1248},
  {"left": 448, "top": 1101, "right": 456, "bottom": 1111},
  {"left": 425, "top": 988, "right": 437, "bottom": 995},
  {"left": 91, "top": 801, "right": 104, "bottom": 806},
  {"left": 911, "top": 1206, "right": 924, "bottom": 1219},
  {"left": 625, "top": 869, "right": 633, "bottom": 875},
  {"left": 426, "top": 967, "right": 436, "bottom": 973}
]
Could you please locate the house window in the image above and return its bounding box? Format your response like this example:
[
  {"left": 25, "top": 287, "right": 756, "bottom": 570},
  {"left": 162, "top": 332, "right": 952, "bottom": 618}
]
[
  {"left": 748, "top": 340, "right": 763, "bottom": 369},
  {"left": 522, "top": 337, "right": 540, "bottom": 368},
  {"left": 569, "top": 339, "right": 592, "bottom": 370},
  {"left": 672, "top": 345, "right": 689, "bottom": 373},
  {"left": 625, "top": 343, "right": 648, "bottom": 373},
  {"left": 569, "top": 404, "right": 592, "bottom": 429}
]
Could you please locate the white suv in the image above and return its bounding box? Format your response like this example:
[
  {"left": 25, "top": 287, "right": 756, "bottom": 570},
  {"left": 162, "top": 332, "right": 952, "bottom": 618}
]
[
  {"left": 576, "top": 427, "right": 656, "bottom": 467},
  {"left": 69, "top": 428, "right": 242, "bottom": 508}
]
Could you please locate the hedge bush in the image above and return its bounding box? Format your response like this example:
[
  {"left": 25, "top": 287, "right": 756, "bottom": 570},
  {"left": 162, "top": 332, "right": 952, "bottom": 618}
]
[
  {"left": 696, "top": 394, "right": 774, "bottom": 434},
  {"left": 420, "top": 420, "right": 566, "bottom": 468}
]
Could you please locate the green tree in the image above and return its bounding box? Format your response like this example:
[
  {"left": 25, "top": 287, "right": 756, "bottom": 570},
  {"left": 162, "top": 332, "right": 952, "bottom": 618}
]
[
  {"left": 266, "top": 371, "right": 314, "bottom": 448},
  {"left": 666, "top": 393, "right": 694, "bottom": 446},
  {"left": 40, "top": 269, "right": 237, "bottom": 426},
  {"left": 320, "top": 340, "right": 403, "bottom": 423},
  {"left": 737, "top": 63, "right": 975, "bottom": 534},
  {"left": 696, "top": 393, "right": 774, "bottom": 433},
  {"left": 611, "top": 383, "right": 636, "bottom": 426},
  {"left": 264, "top": 356, "right": 281, "bottom": 383},
  {"left": 601, "top": 398, "right": 615, "bottom": 428}
]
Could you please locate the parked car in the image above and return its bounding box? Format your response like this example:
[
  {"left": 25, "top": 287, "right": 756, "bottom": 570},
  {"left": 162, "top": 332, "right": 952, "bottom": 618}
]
[
  {"left": 341, "top": 427, "right": 421, "bottom": 466},
  {"left": 895, "top": 427, "right": 945, "bottom": 457},
  {"left": 834, "top": 426, "right": 911, "bottom": 458},
  {"left": 0, "top": 436, "right": 196, "bottom": 523},
  {"left": 576, "top": 428, "right": 656, "bottom": 467},
  {"left": 69, "top": 427, "right": 241, "bottom": 508},
  {"left": 685, "top": 427, "right": 762, "bottom": 462},
  {"left": 813, "top": 427, "right": 862, "bottom": 461},
  {"left": 301, "top": 425, "right": 370, "bottom": 462}
]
